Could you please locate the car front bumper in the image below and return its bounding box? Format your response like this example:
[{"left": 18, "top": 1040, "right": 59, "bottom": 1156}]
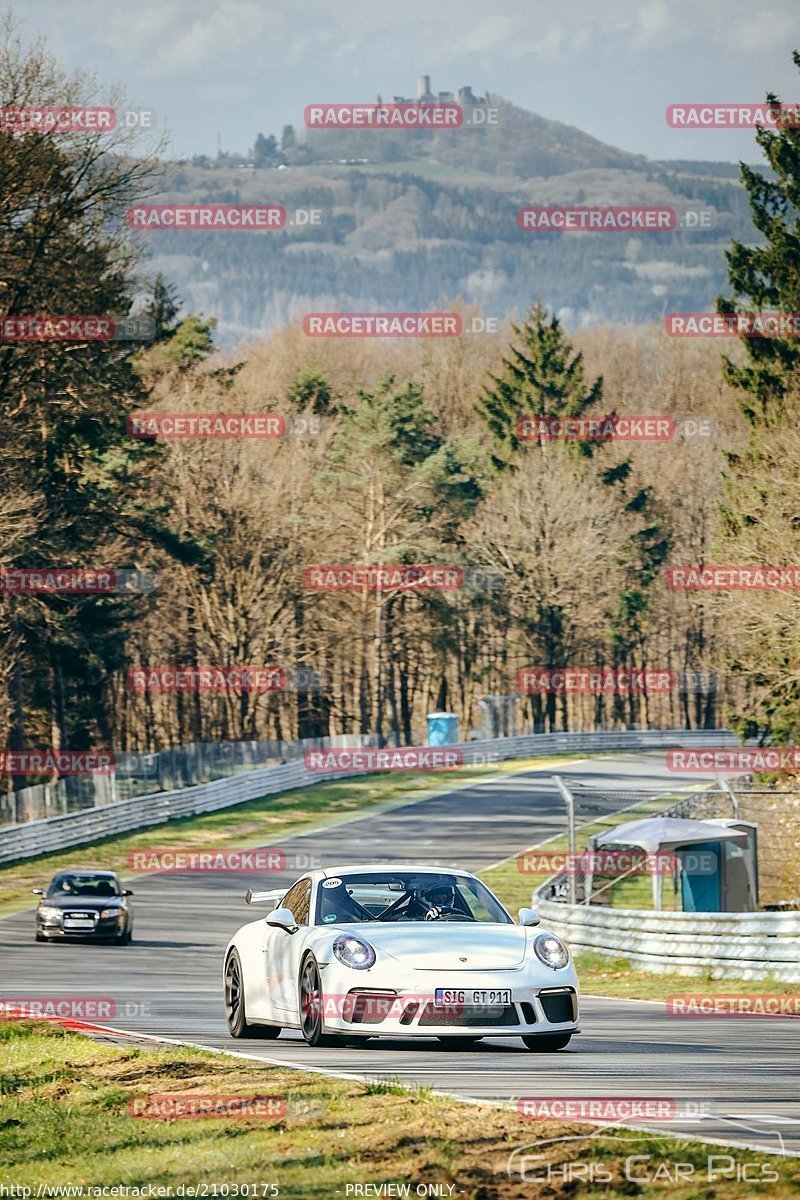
[
  {"left": 316, "top": 964, "right": 579, "bottom": 1038},
  {"left": 36, "top": 916, "right": 126, "bottom": 939}
]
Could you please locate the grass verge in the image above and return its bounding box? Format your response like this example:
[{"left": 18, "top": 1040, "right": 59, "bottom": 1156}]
[
  {"left": 1, "top": 1020, "right": 796, "bottom": 1199},
  {"left": 571, "top": 951, "right": 797, "bottom": 1002},
  {"left": 0, "top": 754, "right": 583, "bottom": 916}
]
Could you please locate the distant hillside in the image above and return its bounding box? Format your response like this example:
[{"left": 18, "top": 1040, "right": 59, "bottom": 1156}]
[
  {"left": 300, "top": 97, "right": 648, "bottom": 179},
  {"left": 135, "top": 91, "right": 759, "bottom": 347}
]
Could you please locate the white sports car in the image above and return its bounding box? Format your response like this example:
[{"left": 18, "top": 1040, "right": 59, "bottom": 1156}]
[{"left": 223, "top": 864, "right": 579, "bottom": 1049}]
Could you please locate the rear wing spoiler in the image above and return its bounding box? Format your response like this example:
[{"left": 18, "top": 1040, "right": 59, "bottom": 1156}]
[{"left": 245, "top": 888, "right": 285, "bottom": 911}]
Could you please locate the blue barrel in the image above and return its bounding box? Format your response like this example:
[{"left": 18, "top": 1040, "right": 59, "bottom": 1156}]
[{"left": 427, "top": 712, "right": 459, "bottom": 746}]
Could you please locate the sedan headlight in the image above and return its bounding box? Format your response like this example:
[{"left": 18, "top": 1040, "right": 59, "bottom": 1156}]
[
  {"left": 332, "top": 934, "right": 376, "bottom": 970},
  {"left": 99, "top": 907, "right": 121, "bottom": 920},
  {"left": 38, "top": 906, "right": 62, "bottom": 922},
  {"left": 533, "top": 933, "right": 569, "bottom": 970}
]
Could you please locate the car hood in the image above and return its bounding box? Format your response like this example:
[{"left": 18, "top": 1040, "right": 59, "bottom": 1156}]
[
  {"left": 41, "top": 896, "right": 122, "bottom": 910},
  {"left": 334, "top": 922, "right": 529, "bottom": 970}
]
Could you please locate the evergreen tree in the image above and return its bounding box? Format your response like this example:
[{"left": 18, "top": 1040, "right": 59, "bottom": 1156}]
[
  {"left": 715, "top": 52, "right": 800, "bottom": 742},
  {"left": 0, "top": 25, "right": 193, "bottom": 764},
  {"left": 478, "top": 301, "right": 603, "bottom": 469},
  {"left": 287, "top": 369, "right": 333, "bottom": 414},
  {"left": 716, "top": 51, "right": 800, "bottom": 421}
]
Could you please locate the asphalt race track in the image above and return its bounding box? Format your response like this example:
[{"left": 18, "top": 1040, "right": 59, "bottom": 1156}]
[{"left": 2, "top": 752, "right": 799, "bottom": 1158}]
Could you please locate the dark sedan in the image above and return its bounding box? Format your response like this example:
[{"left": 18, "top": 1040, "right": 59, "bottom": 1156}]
[{"left": 34, "top": 870, "right": 133, "bottom": 944}]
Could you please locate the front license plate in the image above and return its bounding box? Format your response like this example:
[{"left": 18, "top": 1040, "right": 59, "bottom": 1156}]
[
  {"left": 64, "top": 918, "right": 94, "bottom": 929},
  {"left": 434, "top": 988, "right": 511, "bottom": 1007}
]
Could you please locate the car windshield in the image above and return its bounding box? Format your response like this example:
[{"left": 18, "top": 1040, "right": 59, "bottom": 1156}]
[
  {"left": 47, "top": 873, "right": 121, "bottom": 898},
  {"left": 315, "top": 871, "right": 512, "bottom": 926}
]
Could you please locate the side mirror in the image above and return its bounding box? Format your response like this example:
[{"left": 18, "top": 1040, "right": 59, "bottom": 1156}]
[
  {"left": 266, "top": 906, "right": 298, "bottom": 933},
  {"left": 123, "top": 889, "right": 134, "bottom": 896},
  {"left": 518, "top": 907, "right": 540, "bottom": 927},
  {"left": 32, "top": 888, "right": 44, "bottom": 895}
]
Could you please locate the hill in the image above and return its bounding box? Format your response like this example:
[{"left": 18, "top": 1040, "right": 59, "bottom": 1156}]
[{"left": 132, "top": 89, "right": 758, "bottom": 347}]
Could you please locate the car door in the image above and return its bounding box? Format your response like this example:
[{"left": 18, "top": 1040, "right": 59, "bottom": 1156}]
[{"left": 268, "top": 877, "right": 313, "bottom": 1019}]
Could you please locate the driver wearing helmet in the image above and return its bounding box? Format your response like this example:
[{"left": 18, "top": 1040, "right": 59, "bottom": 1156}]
[{"left": 418, "top": 881, "right": 458, "bottom": 921}]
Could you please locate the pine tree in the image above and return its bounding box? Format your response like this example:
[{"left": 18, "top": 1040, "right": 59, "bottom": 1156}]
[
  {"left": 715, "top": 52, "right": 800, "bottom": 742},
  {"left": 478, "top": 301, "right": 603, "bottom": 469},
  {"left": 716, "top": 51, "right": 800, "bottom": 422}
]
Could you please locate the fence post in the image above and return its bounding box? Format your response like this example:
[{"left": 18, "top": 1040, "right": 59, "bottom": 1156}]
[
  {"left": 552, "top": 775, "right": 577, "bottom": 906},
  {"left": 719, "top": 778, "right": 739, "bottom": 819}
]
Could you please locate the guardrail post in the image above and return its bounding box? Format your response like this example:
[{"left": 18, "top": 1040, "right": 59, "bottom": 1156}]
[
  {"left": 719, "top": 778, "right": 739, "bottom": 819},
  {"left": 552, "top": 775, "right": 577, "bottom": 905}
]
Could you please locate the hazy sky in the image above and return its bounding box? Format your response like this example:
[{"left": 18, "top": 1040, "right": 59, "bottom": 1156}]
[{"left": 15, "top": 0, "right": 800, "bottom": 162}]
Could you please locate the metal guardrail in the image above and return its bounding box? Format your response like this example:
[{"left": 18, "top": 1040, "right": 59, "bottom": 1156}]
[
  {"left": 0, "top": 733, "right": 385, "bottom": 825},
  {"left": 0, "top": 727, "right": 735, "bottom": 866},
  {"left": 535, "top": 896, "right": 800, "bottom": 983},
  {"left": 533, "top": 768, "right": 800, "bottom": 982}
]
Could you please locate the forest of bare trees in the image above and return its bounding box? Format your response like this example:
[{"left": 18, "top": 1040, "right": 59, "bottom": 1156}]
[{"left": 2, "top": 25, "right": 799, "bottom": 773}]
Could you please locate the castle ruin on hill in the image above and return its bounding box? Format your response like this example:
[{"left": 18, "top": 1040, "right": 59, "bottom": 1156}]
[{"left": 391, "top": 76, "right": 489, "bottom": 107}]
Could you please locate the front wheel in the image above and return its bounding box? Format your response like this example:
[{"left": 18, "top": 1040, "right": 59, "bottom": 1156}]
[
  {"left": 522, "top": 1033, "right": 572, "bottom": 1051},
  {"left": 299, "top": 956, "right": 340, "bottom": 1047},
  {"left": 225, "top": 949, "right": 276, "bottom": 1039}
]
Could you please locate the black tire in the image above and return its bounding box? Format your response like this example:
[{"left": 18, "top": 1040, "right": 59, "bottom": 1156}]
[
  {"left": 116, "top": 924, "right": 132, "bottom": 945},
  {"left": 225, "top": 949, "right": 277, "bottom": 1039},
  {"left": 521, "top": 1033, "right": 572, "bottom": 1051},
  {"left": 35, "top": 931, "right": 46, "bottom": 942},
  {"left": 437, "top": 1036, "right": 483, "bottom": 1048},
  {"left": 299, "top": 956, "right": 340, "bottom": 1047}
]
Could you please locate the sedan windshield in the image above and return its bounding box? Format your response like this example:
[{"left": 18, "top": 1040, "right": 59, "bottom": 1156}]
[
  {"left": 316, "top": 872, "right": 511, "bottom": 926},
  {"left": 47, "top": 873, "right": 121, "bottom": 898}
]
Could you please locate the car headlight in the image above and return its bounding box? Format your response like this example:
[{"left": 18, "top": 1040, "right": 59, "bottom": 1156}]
[
  {"left": 38, "top": 906, "right": 62, "bottom": 922},
  {"left": 533, "top": 933, "right": 570, "bottom": 970},
  {"left": 99, "top": 907, "right": 121, "bottom": 920},
  {"left": 332, "top": 934, "right": 376, "bottom": 970}
]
